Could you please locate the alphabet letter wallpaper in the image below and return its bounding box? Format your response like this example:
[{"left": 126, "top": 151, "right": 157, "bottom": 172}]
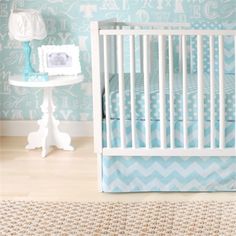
[{"left": 0, "top": 0, "right": 235, "bottom": 121}]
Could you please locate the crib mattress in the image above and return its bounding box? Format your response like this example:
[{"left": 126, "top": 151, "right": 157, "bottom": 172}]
[
  {"left": 103, "top": 73, "right": 235, "bottom": 121},
  {"left": 102, "top": 119, "right": 236, "bottom": 192}
]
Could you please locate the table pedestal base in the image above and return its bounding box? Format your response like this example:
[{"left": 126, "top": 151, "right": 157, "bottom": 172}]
[{"left": 25, "top": 88, "right": 74, "bottom": 157}]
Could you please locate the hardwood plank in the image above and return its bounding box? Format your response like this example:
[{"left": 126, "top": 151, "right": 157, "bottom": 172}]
[{"left": 0, "top": 137, "right": 236, "bottom": 202}]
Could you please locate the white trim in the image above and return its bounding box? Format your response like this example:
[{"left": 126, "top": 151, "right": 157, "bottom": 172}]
[
  {"left": 116, "top": 22, "right": 191, "bottom": 28},
  {"left": 0, "top": 120, "right": 93, "bottom": 137},
  {"left": 100, "top": 29, "right": 236, "bottom": 36},
  {"left": 9, "top": 74, "right": 84, "bottom": 88},
  {"left": 91, "top": 21, "right": 103, "bottom": 154},
  {"left": 97, "top": 154, "right": 103, "bottom": 192},
  {"left": 103, "top": 148, "right": 236, "bottom": 157},
  {"left": 95, "top": 21, "right": 190, "bottom": 30}
]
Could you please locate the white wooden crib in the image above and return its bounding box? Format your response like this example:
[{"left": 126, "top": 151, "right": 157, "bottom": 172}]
[{"left": 91, "top": 19, "right": 236, "bottom": 192}]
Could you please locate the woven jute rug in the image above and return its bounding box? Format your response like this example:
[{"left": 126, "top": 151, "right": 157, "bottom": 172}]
[{"left": 1, "top": 201, "right": 236, "bottom": 235}]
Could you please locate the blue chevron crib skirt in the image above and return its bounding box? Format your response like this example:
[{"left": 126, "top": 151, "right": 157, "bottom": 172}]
[{"left": 102, "top": 120, "right": 236, "bottom": 192}]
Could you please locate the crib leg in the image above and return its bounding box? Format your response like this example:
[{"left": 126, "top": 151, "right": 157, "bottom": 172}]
[{"left": 97, "top": 154, "right": 103, "bottom": 192}]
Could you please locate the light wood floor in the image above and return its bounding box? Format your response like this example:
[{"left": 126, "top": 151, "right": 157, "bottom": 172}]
[{"left": 0, "top": 137, "right": 236, "bottom": 202}]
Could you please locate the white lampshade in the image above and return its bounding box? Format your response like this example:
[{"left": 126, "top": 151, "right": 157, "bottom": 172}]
[{"left": 8, "top": 9, "right": 47, "bottom": 41}]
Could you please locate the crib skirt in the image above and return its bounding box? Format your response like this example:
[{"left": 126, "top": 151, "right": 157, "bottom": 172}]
[{"left": 102, "top": 119, "right": 236, "bottom": 192}]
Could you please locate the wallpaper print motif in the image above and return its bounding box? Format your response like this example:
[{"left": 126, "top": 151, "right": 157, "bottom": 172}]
[{"left": 0, "top": 0, "right": 235, "bottom": 121}]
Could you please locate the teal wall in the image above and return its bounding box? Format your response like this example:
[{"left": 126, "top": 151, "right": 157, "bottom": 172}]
[{"left": 0, "top": 0, "right": 235, "bottom": 121}]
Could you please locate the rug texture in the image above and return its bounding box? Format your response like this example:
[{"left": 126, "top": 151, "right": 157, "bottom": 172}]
[{"left": 1, "top": 201, "right": 236, "bottom": 235}]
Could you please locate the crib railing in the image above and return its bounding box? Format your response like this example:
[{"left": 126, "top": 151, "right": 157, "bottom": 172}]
[{"left": 91, "top": 20, "right": 236, "bottom": 157}]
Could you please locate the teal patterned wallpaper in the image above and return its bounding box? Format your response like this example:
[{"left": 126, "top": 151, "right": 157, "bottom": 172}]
[{"left": 0, "top": 0, "right": 235, "bottom": 121}]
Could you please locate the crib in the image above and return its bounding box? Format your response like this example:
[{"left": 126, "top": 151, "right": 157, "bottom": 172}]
[{"left": 91, "top": 19, "right": 236, "bottom": 192}]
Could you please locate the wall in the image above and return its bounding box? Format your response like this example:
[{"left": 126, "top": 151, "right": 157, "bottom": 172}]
[{"left": 0, "top": 0, "right": 235, "bottom": 121}]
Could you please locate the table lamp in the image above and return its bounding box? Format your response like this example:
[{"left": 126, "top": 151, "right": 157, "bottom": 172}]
[{"left": 8, "top": 9, "right": 48, "bottom": 81}]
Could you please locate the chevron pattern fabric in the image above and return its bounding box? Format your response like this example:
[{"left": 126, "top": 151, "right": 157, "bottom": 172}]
[
  {"left": 102, "top": 119, "right": 236, "bottom": 192},
  {"left": 103, "top": 156, "right": 236, "bottom": 192}
]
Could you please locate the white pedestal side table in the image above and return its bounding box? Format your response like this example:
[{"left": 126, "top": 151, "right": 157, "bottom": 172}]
[{"left": 9, "top": 74, "right": 84, "bottom": 157}]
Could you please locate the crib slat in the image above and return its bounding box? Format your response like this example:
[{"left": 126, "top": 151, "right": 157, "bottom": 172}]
[
  {"left": 219, "top": 35, "right": 225, "bottom": 149},
  {"left": 115, "top": 25, "right": 122, "bottom": 74},
  {"left": 163, "top": 36, "right": 166, "bottom": 74},
  {"left": 130, "top": 35, "right": 136, "bottom": 148},
  {"left": 159, "top": 35, "right": 166, "bottom": 148},
  {"left": 209, "top": 35, "right": 215, "bottom": 149},
  {"left": 149, "top": 34, "right": 153, "bottom": 74},
  {"left": 112, "top": 29, "right": 117, "bottom": 74},
  {"left": 140, "top": 33, "right": 144, "bottom": 73},
  {"left": 235, "top": 36, "right": 236, "bottom": 148},
  {"left": 169, "top": 35, "right": 175, "bottom": 148},
  {"left": 117, "top": 35, "right": 126, "bottom": 148},
  {"left": 182, "top": 35, "right": 188, "bottom": 148},
  {"left": 103, "top": 35, "right": 111, "bottom": 148},
  {"left": 190, "top": 37, "right": 193, "bottom": 74},
  {"left": 197, "top": 35, "right": 204, "bottom": 149},
  {"left": 179, "top": 36, "right": 182, "bottom": 73},
  {"left": 143, "top": 35, "right": 151, "bottom": 148}
]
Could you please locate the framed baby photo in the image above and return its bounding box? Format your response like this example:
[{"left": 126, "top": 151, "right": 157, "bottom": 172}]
[{"left": 38, "top": 45, "right": 81, "bottom": 76}]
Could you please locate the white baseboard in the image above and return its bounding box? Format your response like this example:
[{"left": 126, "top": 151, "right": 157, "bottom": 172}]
[{"left": 0, "top": 120, "right": 93, "bottom": 137}]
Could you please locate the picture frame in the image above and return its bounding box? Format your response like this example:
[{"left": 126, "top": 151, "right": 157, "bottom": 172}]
[{"left": 38, "top": 45, "right": 81, "bottom": 76}]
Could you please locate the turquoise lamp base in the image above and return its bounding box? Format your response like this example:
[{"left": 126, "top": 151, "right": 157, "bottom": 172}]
[{"left": 23, "top": 41, "right": 48, "bottom": 82}]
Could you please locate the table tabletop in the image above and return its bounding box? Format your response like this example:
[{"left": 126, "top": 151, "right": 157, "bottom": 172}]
[{"left": 9, "top": 74, "right": 84, "bottom": 88}]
